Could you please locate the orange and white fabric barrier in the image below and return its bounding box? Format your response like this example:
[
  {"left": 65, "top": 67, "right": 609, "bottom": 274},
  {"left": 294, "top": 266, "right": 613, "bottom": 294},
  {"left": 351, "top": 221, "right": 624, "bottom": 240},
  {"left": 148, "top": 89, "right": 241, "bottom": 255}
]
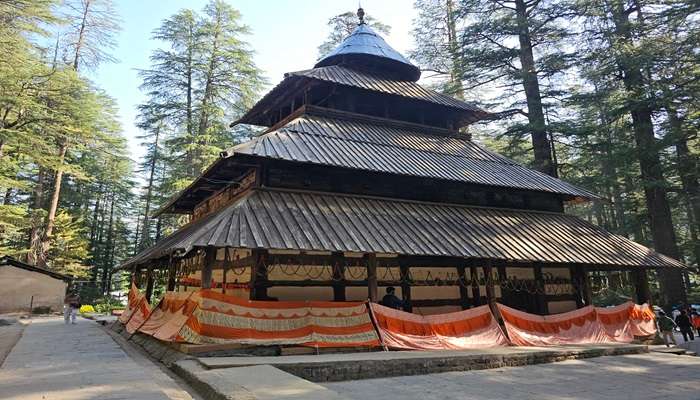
[
  {"left": 131, "top": 289, "right": 379, "bottom": 348},
  {"left": 137, "top": 292, "right": 197, "bottom": 342},
  {"left": 118, "top": 283, "right": 152, "bottom": 334},
  {"left": 497, "top": 302, "right": 656, "bottom": 346},
  {"left": 370, "top": 303, "right": 509, "bottom": 350}
]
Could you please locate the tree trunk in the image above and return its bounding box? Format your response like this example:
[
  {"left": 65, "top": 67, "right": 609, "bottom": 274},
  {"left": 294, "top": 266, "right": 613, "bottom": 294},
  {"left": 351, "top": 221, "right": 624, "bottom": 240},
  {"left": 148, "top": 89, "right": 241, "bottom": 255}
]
[
  {"left": 609, "top": 0, "right": 685, "bottom": 307},
  {"left": 514, "top": 0, "right": 556, "bottom": 177},
  {"left": 27, "top": 168, "right": 46, "bottom": 265},
  {"left": 38, "top": 142, "right": 68, "bottom": 267},
  {"left": 446, "top": 0, "right": 464, "bottom": 100},
  {"left": 73, "top": 0, "right": 91, "bottom": 71},
  {"left": 140, "top": 125, "right": 160, "bottom": 250},
  {"left": 101, "top": 193, "right": 115, "bottom": 295},
  {"left": 185, "top": 23, "right": 195, "bottom": 177}
]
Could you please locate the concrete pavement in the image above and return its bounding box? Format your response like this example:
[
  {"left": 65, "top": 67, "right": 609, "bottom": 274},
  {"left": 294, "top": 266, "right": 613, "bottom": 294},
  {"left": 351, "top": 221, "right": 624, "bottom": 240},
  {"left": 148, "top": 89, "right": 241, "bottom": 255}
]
[
  {"left": 0, "top": 316, "right": 196, "bottom": 400},
  {"left": 324, "top": 352, "right": 700, "bottom": 400}
]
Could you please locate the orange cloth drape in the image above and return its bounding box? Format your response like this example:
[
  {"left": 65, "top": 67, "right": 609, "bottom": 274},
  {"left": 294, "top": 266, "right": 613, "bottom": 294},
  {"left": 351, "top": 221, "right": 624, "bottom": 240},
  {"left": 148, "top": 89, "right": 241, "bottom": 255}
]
[
  {"left": 119, "top": 283, "right": 152, "bottom": 334},
  {"left": 133, "top": 289, "right": 379, "bottom": 348},
  {"left": 498, "top": 302, "right": 655, "bottom": 346},
  {"left": 370, "top": 303, "right": 509, "bottom": 350}
]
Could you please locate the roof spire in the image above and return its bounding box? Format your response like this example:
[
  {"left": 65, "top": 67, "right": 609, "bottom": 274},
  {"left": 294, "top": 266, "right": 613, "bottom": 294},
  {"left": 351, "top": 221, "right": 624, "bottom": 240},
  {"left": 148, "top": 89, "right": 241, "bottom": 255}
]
[{"left": 357, "top": 5, "right": 365, "bottom": 25}]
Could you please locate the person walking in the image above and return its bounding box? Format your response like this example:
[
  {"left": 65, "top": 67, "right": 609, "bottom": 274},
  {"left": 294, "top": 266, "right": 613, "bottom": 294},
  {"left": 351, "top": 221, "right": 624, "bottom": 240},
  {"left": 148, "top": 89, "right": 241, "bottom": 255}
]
[
  {"left": 657, "top": 311, "right": 677, "bottom": 347},
  {"left": 675, "top": 309, "right": 695, "bottom": 342},
  {"left": 63, "top": 292, "right": 80, "bottom": 324}
]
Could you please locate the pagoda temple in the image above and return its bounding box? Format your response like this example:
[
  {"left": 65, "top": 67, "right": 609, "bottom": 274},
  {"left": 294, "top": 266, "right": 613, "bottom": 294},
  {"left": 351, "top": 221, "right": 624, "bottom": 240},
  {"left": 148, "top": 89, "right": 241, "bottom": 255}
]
[{"left": 123, "top": 10, "right": 684, "bottom": 316}]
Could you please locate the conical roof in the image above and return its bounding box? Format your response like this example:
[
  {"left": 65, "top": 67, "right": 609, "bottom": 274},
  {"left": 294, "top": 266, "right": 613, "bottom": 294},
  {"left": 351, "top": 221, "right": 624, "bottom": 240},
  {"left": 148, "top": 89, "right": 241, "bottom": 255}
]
[{"left": 315, "top": 23, "right": 421, "bottom": 82}]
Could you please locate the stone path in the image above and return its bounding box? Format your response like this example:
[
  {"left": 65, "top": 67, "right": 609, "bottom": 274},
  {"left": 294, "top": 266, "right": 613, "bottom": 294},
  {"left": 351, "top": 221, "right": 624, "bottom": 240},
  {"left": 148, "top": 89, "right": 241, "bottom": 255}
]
[
  {"left": 324, "top": 352, "right": 700, "bottom": 400},
  {"left": 0, "top": 316, "right": 196, "bottom": 400}
]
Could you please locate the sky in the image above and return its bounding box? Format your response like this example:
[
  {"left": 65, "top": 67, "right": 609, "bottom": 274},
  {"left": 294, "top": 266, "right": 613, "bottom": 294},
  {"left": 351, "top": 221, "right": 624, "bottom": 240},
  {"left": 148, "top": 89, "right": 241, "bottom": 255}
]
[{"left": 89, "top": 0, "right": 418, "bottom": 163}]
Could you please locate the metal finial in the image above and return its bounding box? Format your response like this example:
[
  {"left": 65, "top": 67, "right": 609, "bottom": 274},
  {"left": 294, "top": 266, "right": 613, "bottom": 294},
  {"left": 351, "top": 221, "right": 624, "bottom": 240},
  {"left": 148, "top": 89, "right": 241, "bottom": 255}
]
[{"left": 357, "top": 7, "right": 365, "bottom": 25}]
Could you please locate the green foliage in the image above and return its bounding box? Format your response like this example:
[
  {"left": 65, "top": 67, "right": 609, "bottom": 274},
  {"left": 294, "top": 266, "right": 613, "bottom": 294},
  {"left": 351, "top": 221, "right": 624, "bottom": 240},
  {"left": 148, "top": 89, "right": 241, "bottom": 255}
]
[
  {"left": 317, "top": 11, "right": 391, "bottom": 59},
  {"left": 135, "top": 0, "right": 263, "bottom": 249},
  {"left": 0, "top": 0, "right": 134, "bottom": 294}
]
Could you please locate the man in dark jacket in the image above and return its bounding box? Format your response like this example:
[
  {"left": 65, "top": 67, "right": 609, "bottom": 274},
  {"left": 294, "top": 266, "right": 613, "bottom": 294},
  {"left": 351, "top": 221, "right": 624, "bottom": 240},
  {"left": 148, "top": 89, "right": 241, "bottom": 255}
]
[
  {"left": 380, "top": 287, "right": 403, "bottom": 310},
  {"left": 658, "top": 311, "right": 677, "bottom": 347},
  {"left": 675, "top": 309, "right": 695, "bottom": 342}
]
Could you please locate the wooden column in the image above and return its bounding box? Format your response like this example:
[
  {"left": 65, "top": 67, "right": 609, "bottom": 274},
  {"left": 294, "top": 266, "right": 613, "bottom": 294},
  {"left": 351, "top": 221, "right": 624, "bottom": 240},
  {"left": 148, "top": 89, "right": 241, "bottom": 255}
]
[
  {"left": 571, "top": 266, "right": 593, "bottom": 306},
  {"left": 497, "top": 266, "right": 509, "bottom": 305},
  {"left": 470, "top": 266, "right": 481, "bottom": 306},
  {"left": 332, "top": 256, "right": 346, "bottom": 301},
  {"left": 533, "top": 265, "right": 548, "bottom": 314},
  {"left": 457, "top": 264, "right": 469, "bottom": 310},
  {"left": 145, "top": 266, "right": 155, "bottom": 303},
  {"left": 249, "top": 250, "right": 267, "bottom": 300},
  {"left": 399, "top": 262, "right": 412, "bottom": 312},
  {"left": 166, "top": 256, "right": 176, "bottom": 292},
  {"left": 632, "top": 268, "right": 652, "bottom": 305},
  {"left": 201, "top": 247, "right": 216, "bottom": 289},
  {"left": 483, "top": 265, "right": 496, "bottom": 306},
  {"left": 133, "top": 266, "right": 143, "bottom": 288},
  {"left": 367, "top": 254, "right": 378, "bottom": 302},
  {"left": 570, "top": 266, "right": 584, "bottom": 308}
]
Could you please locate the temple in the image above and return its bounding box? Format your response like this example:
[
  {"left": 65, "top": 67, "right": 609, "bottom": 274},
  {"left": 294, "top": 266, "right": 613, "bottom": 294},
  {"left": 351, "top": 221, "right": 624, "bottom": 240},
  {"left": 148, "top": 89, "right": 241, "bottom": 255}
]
[{"left": 122, "top": 10, "right": 683, "bottom": 317}]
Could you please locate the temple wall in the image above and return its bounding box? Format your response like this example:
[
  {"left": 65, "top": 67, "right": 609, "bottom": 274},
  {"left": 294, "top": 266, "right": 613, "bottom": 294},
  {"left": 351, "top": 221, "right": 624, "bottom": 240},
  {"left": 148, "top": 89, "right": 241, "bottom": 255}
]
[
  {"left": 0, "top": 266, "right": 67, "bottom": 313},
  {"left": 174, "top": 262, "right": 578, "bottom": 315}
]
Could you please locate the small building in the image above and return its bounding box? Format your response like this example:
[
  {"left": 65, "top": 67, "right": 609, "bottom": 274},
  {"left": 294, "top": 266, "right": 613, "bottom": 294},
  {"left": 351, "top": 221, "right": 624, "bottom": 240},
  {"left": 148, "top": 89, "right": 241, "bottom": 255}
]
[
  {"left": 122, "top": 10, "right": 684, "bottom": 315},
  {"left": 0, "top": 256, "right": 71, "bottom": 313}
]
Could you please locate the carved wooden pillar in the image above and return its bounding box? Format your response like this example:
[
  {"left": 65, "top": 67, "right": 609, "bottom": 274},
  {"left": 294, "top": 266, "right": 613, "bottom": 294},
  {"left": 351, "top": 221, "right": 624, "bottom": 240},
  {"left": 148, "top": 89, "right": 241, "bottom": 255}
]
[
  {"left": 145, "top": 266, "right": 154, "bottom": 303},
  {"left": 166, "top": 255, "right": 176, "bottom": 292},
  {"left": 470, "top": 266, "right": 481, "bottom": 306},
  {"left": 249, "top": 250, "right": 267, "bottom": 300},
  {"left": 332, "top": 254, "right": 346, "bottom": 302},
  {"left": 201, "top": 248, "right": 216, "bottom": 289},
  {"left": 367, "top": 254, "right": 378, "bottom": 302},
  {"left": 457, "top": 264, "right": 469, "bottom": 310},
  {"left": 399, "top": 261, "right": 412, "bottom": 312},
  {"left": 632, "top": 268, "right": 652, "bottom": 305},
  {"left": 483, "top": 265, "right": 496, "bottom": 306},
  {"left": 533, "top": 265, "right": 548, "bottom": 314}
]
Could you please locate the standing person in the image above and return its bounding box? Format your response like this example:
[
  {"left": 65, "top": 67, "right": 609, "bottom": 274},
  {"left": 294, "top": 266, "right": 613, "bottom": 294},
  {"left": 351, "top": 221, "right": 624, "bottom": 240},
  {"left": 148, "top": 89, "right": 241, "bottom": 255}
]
[
  {"left": 657, "top": 311, "right": 677, "bottom": 347},
  {"left": 675, "top": 309, "right": 695, "bottom": 342},
  {"left": 63, "top": 292, "right": 80, "bottom": 324}
]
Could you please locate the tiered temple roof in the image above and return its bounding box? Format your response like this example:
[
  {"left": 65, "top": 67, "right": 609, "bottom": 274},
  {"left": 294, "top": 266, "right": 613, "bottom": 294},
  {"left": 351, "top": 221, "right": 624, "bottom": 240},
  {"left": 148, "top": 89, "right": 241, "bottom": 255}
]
[{"left": 125, "top": 14, "right": 683, "bottom": 272}]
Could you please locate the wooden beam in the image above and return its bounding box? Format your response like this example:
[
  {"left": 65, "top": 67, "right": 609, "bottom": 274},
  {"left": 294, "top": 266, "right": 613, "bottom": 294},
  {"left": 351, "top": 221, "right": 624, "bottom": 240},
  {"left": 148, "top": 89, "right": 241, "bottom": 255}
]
[
  {"left": 332, "top": 256, "right": 346, "bottom": 301},
  {"left": 457, "top": 265, "right": 469, "bottom": 310},
  {"left": 483, "top": 265, "right": 496, "bottom": 305},
  {"left": 411, "top": 298, "right": 462, "bottom": 307},
  {"left": 632, "top": 269, "right": 652, "bottom": 305},
  {"left": 572, "top": 265, "right": 593, "bottom": 306},
  {"left": 145, "top": 266, "right": 154, "bottom": 303},
  {"left": 201, "top": 248, "right": 216, "bottom": 289},
  {"left": 367, "top": 254, "right": 378, "bottom": 302},
  {"left": 166, "top": 257, "right": 176, "bottom": 292},
  {"left": 533, "top": 265, "right": 549, "bottom": 314},
  {"left": 250, "top": 250, "right": 268, "bottom": 300},
  {"left": 399, "top": 263, "right": 412, "bottom": 312},
  {"left": 470, "top": 266, "right": 481, "bottom": 306}
]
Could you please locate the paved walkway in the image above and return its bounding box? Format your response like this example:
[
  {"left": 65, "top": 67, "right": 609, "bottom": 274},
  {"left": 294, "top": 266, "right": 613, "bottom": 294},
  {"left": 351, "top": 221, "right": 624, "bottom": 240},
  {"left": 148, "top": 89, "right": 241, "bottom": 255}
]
[
  {"left": 0, "top": 317, "right": 195, "bottom": 400},
  {"left": 324, "top": 352, "right": 700, "bottom": 400}
]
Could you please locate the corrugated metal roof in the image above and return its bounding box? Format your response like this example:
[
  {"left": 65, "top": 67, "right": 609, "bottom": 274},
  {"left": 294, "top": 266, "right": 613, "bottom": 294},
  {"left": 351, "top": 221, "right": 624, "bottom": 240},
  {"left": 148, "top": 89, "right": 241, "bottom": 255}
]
[
  {"left": 315, "top": 24, "right": 421, "bottom": 82},
  {"left": 123, "top": 189, "right": 684, "bottom": 269},
  {"left": 288, "top": 65, "right": 486, "bottom": 115},
  {"left": 229, "top": 113, "right": 597, "bottom": 199}
]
